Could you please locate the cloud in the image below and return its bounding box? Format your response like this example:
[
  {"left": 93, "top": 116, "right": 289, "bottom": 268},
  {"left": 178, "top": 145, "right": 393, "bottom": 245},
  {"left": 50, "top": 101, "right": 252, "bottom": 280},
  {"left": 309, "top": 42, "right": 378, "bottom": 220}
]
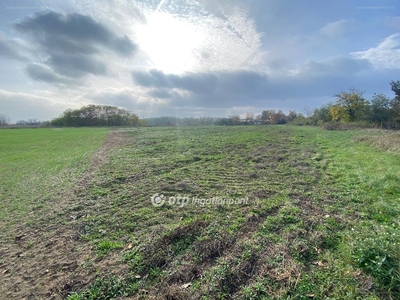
[
  {"left": 132, "top": 1, "right": 264, "bottom": 73},
  {"left": 47, "top": 53, "right": 108, "bottom": 77},
  {"left": 132, "top": 69, "right": 218, "bottom": 94},
  {"left": 295, "top": 56, "right": 372, "bottom": 78},
  {"left": 14, "top": 11, "right": 137, "bottom": 80},
  {"left": 320, "top": 19, "right": 351, "bottom": 38},
  {"left": 131, "top": 56, "right": 375, "bottom": 111},
  {"left": 351, "top": 34, "right": 400, "bottom": 69},
  {"left": 14, "top": 11, "right": 136, "bottom": 56},
  {"left": 0, "top": 89, "right": 77, "bottom": 122},
  {"left": 88, "top": 88, "right": 170, "bottom": 116},
  {"left": 26, "top": 63, "right": 76, "bottom": 84},
  {"left": 149, "top": 89, "right": 174, "bottom": 99},
  {"left": 2, "top": 0, "right": 399, "bottom": 121},
  {"left": 91, "top": 89, "right": 138, "bottom": 108},
  {"left": 0, "top": 35, "right": 27, "bottom": 61}
]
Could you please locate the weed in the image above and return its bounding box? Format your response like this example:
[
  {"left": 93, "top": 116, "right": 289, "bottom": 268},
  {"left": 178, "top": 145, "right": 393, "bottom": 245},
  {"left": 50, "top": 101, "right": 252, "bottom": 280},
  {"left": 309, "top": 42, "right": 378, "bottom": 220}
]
[{"left": 96, "top": 240, "right": 124, "bottom": 256}]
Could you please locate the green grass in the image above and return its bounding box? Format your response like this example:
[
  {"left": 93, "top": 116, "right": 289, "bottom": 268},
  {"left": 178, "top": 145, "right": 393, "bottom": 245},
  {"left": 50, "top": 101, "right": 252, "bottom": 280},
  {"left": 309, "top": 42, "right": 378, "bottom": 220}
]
[
  {"left": 2, "top": 125, "right": 399, "bottom": 299},
  {"left": 60, "top": 125, "right": 399, "bottom": 299},
  {"left": 0, "top": 127, "right": 109, "bottom": 228}
]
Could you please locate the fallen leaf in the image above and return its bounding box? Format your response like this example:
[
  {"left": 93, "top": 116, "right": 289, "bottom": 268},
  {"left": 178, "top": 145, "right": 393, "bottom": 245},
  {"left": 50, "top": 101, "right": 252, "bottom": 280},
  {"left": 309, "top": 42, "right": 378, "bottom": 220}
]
[
  {"left": 311, "top": 260, "right": 328, "bottom": 267},
  {"left": 307, "top": 293, "right": 315, "bottom": 297},
  {"left": 3, "top": 269, "right": 10, "bottom": 274},
  {"left": 317, "top": 260, "right": 328, "bottom": 267},
  {"left": 135, "top": 275, "right": 141, "bottom": 279},
  {"left": 180, "top": 283, "right": 192, "bottom": 289},
  {"left": 313, "top": 247, "right": 322, "bottom": 254},
  {"left": 127, "top": 243, "right": 132, "bottom": 249}
]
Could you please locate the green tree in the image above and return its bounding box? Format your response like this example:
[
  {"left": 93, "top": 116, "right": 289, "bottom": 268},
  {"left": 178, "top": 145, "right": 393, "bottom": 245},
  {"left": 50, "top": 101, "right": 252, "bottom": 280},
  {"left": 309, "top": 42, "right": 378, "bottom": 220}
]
[
  {"left": 311, "top": 104, "right": 332, "bottom": 125},
  {"left": 261, "top": 110, "right": 277, "bottom": 123},
  {"left": 270, "top": 110, "right": 287, "bottom": 124},
  {"left": 51, "top": 105, "right": 141, "bottom": 127},
  {"left": 390, "top": 80, "right": 400, "bottom": 127},
  {"left": 369, "top": 93, "right": 391, "bottom": 127},
  {"left": 334, "top": 89, "right": 369, "bottom": 122},
  {"left": 329, "top": 105, "right": 345, "bottom": 122},
  {"left": 287, "top": 110, "right": 297, "bottom": 122}
]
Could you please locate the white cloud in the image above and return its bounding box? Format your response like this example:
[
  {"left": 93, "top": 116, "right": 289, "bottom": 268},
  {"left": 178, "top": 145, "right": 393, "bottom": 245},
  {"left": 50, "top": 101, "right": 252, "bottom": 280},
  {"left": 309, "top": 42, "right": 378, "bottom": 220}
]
[
  {"left": 0, "top": 89, "right": 79, "bottom": 122},
  {"left": 320, "top": 19, "right": 351, "bottom": 38},
  {"left": 351, "top": 34, "right": 400, "bottom": 69},
  {"left": 72, "top": 0, "right": 264, "bottom": 73}
]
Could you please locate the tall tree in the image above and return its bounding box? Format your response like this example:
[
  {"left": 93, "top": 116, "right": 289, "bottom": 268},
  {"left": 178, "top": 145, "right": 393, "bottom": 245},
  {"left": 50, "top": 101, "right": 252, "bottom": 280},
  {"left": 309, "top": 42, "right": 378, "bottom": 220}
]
[
  {"left": 245, "top": 111, "right": 254, "bottom": 122},
  {"left": 369, "top": 93, "right": 391, "bottom": 127},
  {"left": 334, "top": 89, "right": 369, "bottom": 122},
  {"left": 287, "top": 110, "right": 297, "bottom": 122},
  {"left": 231, "top": 115, "right": 241, "bottom": 125},
  {"left": 312, "top": 104, "right": 332, "bottom": 124},
  {"left": 390, "top": 80, "right": 400, "bottom": 127},
  {"left": 329, "top": 105, "right": 345, "bottom": 122},
  {"left": 0, "top": 114, "right": 10, "bottom": 126}
]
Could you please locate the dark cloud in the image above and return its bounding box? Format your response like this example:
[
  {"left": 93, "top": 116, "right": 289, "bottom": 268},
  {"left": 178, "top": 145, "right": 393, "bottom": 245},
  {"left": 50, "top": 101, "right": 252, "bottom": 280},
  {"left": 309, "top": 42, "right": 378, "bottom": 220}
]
[
  {"left": 132, "top": 69, "right": 271, "bottom": 106},
  {"left": 0, "top": 36, "right": 27, "bottom": 61},
  {"left": 39, "top": 35, "right": 98, "bottom": 55},
  {"left": 299, "top": 57, "right": 372, "bottom": 77},
  {"left": 132, "top": 69, "right": 218, "bottom": 94},
  {"left": 132, "top": 56, "right": 380, "bottom": 110},
  {"left": 14, "top": 11, "right": 137, "bottom": 81},
  {"left": 26, "top": 63, "right": 74, "bottom": 84},
  {"left": 47, "top": 53, "right": 107, "bottom": 77},
  {"left": 14, "top": 11, "right": 136, "bottom": 56},
  {"left": 149, "top": 89, "right": 174, "bottom": 99},
  {"left": 218, "top": 71, "right": 270, "bottom": 98}
]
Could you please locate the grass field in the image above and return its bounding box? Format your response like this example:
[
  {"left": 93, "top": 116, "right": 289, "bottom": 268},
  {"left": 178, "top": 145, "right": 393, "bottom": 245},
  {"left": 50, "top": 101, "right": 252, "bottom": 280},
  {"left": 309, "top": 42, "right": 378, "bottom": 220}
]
[
  {"left": 0, "top": 128, "right": 109, "bottom": 227},
  {"left": 0, "top": 126, "right": 399, "bottom": 299}
]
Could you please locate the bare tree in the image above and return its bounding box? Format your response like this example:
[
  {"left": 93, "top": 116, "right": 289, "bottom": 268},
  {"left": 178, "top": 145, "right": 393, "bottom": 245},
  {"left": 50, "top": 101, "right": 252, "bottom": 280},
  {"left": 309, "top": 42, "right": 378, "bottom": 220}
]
[
  {"left": 245, "top": 111, "right": 254, "bottom": 121},
  {"left": 230, "top": 115, "right": 241, "bottom": 125},
  {"left": 0, "top": 114, "right": 10, "bottom": 126}
]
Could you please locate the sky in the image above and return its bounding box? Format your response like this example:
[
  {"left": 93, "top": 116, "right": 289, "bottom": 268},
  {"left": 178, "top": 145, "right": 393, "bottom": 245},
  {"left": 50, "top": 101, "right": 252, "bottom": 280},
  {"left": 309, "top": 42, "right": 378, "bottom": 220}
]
[{"left": 0, "top": 0, "right": 399, "bottom": 122}]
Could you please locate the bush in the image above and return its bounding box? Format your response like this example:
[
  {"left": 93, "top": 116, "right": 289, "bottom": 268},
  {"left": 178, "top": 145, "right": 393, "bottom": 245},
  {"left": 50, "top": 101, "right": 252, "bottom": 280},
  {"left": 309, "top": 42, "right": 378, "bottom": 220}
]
[
  {"left": 323, "top": 121, "right": 373, "bottom": 130},
  {"left": 323, "top": 122, "right": 344, "bottom": 130}
]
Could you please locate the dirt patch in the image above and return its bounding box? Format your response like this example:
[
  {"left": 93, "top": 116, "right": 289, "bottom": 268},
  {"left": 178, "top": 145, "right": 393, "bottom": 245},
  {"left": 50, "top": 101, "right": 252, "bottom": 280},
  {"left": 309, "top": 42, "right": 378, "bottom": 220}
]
[{"left": 0, "top": 130, "right": 131, "bottom": 300}]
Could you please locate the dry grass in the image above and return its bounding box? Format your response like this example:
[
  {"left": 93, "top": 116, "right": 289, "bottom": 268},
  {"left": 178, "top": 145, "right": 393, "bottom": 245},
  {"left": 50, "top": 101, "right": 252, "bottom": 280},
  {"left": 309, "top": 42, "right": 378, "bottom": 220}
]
[{"left": 353, "top": 131, "right": 400, "bottom": 153}]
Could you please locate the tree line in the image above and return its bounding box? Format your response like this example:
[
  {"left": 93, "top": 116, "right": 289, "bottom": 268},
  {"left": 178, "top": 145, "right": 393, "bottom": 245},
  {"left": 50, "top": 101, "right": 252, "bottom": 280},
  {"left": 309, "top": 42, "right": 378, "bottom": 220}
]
[
  {"left": 1, "top": 80, "right": 399, "bottom": 128},
  {"left": 144, "top": 116, "right": 217, "bottom": 126},
  {"left": 215, "top": 80, "right": 400, "bottom": 128},
  {"left": 290, "top": 80, "right": 400, "bottom": 128},
  {"left": 50, "top": 105, "right": 143, "bottom": 127}
]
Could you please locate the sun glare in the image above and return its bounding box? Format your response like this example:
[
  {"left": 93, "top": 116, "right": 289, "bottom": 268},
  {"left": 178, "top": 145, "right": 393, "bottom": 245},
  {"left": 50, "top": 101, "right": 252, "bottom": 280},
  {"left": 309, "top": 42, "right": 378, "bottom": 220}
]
[{"left": 136, "top": 12, "right": 204, "bottom": 74}]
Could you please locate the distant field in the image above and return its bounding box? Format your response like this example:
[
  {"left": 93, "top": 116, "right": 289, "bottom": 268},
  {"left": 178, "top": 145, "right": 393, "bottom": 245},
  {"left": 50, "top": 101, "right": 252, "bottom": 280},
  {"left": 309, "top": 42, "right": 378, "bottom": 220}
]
[{"left": 0, "top": 126, "right": 399, "bottom": 299}]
